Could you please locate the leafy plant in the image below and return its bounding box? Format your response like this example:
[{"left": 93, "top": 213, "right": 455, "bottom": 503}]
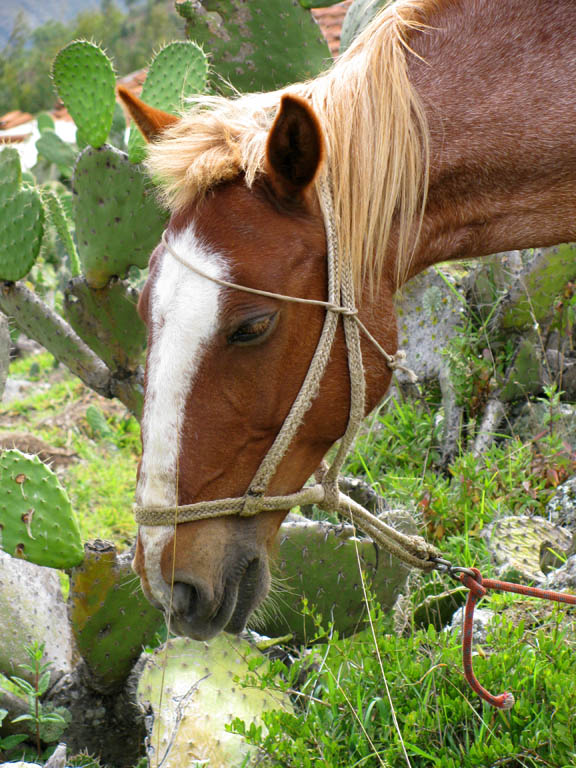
[
  {"left": 9, "top": 642, "right": 70, "bottom": 756},
  {"left": 0, "top": 708, "right": 28, "bottom": 756}
]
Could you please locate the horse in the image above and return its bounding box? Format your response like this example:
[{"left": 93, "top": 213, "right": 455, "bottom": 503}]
[{"left": 118, "top": 0, "right": 576, "bottom": 640}]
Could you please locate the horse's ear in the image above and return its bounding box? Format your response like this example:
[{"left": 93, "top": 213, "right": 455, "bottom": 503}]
[
  {"left": 117, "top": 85, "right": 179, "bottom": 142},
  {"left": 265, "top": 94, "right": 324, "bottom": 200}
]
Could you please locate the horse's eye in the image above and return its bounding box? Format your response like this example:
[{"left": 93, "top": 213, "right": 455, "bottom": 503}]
[{"left": 228, "top": 313, "right": 278, "bottom": 346}]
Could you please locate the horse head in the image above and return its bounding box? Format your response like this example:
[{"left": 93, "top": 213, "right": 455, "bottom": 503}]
[{"left": 119, "top": 87, "right": 397, "bottom": 639}]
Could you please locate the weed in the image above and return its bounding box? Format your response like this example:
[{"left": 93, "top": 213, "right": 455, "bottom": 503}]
[{"left": 9, "top": 642, "right": 70, "bottom": 757}]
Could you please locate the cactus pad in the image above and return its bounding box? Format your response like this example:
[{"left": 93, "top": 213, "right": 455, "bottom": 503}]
[
  {"left": 68, "top": 540, "right": 164, "bottom": 691},
  {"left": 0, "top": 148, "right": 44, "bottom": 282},
  {"left": 128, "top": 41, "right": 208, "bottom": 163},
  {"left": 35, "top": 130, "right": 77, "bottom": 175},
  {"left": 177, "top": 0, "right": 331, "bottom": 93},
  {"left": 52, "top": 41, "right": 116, "bottom": 148},
  {"left": 340, "top": 0, "right": 391, "bottom": 53},
  {"left": 136, "top": 635, "right": 290, "bottom": 767},
  {"left": 483, "top": 515, "right": 572, "bottom": 581},
  {"left": 64, "top": 277, "right": 146, "bottom": 371},
  {"left": 500, "top": 244, "right": 576, "bottom": 330},
  {"left": 263, "top": 512, "right": 415, "bottom": 643},
  {"left": 0, "top": 449, "right": 83, "bottom": 569},
  {"left": 73, "top": 145, "right": 167, "bottom": 288}
]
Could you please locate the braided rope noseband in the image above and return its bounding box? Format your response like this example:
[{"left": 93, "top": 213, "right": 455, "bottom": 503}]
[{"left": 134, "top": 174, "right": 441, "bottom": 571}]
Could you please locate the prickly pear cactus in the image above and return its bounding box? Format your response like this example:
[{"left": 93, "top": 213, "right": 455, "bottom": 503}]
[
  {"left": 128, "top": 41, "right": 208, "bottom": 163},
  {"left": 484, "top": 515, "right": 572, "bottom": 582},
  {"left": 64, "top": 277, "right": 146, "bottom": 371},
  {"left": 41, "top": 187, "right": 81, "bottom": 276},
  {"left": 263, "top": 512, "right": 416, "bottom": 643},
  {"left": 73, "top": 145, "right": 168, "bottom": 288},
  {"left": 52, "top": 41, "right": 116, "bottom": 148},
  {"left": 499, "top": 244, "right": 576, "bottom": 330},
  {"left": 68, "top": 540, "right": 164, "bottom": 691},
  {"left": 136, "top": 635, "right": 291, "bottom": 768},
  {"left": 177, "top": 0, "right": 331, "bottom": 93},
  {"left": 0, "top": 148, "right": 44, "bottom": 282},
  {"left": 35, "top": 130, "right": 77, "bottom": 175},
  {"left": 340, "top": 0, "right": 391, "bottom": 53},
  {"left": 0, "top": 450, "right": 83, "bottom": 569}
]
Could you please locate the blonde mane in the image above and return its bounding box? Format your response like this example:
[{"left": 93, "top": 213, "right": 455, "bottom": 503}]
[{"left": 146, "top": 0, "right": 433, "bottom": 291}]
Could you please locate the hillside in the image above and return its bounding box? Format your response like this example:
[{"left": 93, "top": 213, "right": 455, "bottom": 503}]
[{"left": 0, "top": 0, "right": 129, "bottom": 47}]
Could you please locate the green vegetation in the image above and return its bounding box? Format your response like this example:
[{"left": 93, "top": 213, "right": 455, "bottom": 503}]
[
  {"left": 0, "top": 0, "right": 183, "bottom": 115},
  {"left": 3, "top": 352, "right": 139, "bottom": 546}
]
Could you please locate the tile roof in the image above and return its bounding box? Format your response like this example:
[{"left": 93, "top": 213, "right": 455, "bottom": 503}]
[{"left": 311, "top": 0, "right": 352, "bottom": 56}]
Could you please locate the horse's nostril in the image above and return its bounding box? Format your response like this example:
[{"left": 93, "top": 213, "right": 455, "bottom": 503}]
[{"left": 172, "top": 581, "right": 200, "bottom": 619}]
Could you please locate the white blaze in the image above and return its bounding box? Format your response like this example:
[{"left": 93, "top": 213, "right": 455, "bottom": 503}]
[{"left": 136, "top": 226, "right": 227, "bottom": 602}]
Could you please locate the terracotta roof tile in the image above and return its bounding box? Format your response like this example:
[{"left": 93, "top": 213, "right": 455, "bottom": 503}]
[
  {"left": 312, "top": 1, "right": 352, "bottom": 56},
  {"left": 0, "top": 110, "right": 34, "bottom": 130}
]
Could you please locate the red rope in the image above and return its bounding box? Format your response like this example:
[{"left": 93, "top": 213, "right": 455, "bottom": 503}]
[{"left": 458, "top": 567, "right": 576, "bottom": 709}]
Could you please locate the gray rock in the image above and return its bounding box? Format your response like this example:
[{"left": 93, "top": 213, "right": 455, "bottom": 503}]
[
  {"left": 395, "top": 266, "right": 466, "bottom": 383},
  {"left": 510, "top": 401, "right": 576, "bottom": 445},
  {"left": 0, "top": 551, "right": 75, "bottom": 684},
  {"left": 543, "top": 554, "right": 576, "bottom": 591},
  {"left": 449, "top": 606, "right": 497, "bottom": 646},
  {"left": 546, "top": 476, "right": 576, "bottom": 531}
]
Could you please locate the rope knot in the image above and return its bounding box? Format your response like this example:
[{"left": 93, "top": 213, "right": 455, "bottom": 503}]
[{"left": 387, "top": 349, "right": 418, "bottom": 383}]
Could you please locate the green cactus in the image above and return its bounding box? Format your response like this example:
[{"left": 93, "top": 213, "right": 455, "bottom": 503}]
[
  {"left": 68, "top": 541, "right": 164, "bottom": 691},
  {"left": 136, "top": 635, "right": 290, "bottom": 767},
  {"left": 35, "top": 130, "right": 77, "bottom": 176},
  {"left": 128, "top": 41, "right": 208, "bottom": 164},
  {"left": 0, "top": 450, "right": 83, "bottom": 569},
  {"left": 73, "top": 145, "right": 167, "bottom": 288},
  {"left": 499, "top": 244, "right": 576, "bottom": 330},
  {"left": 40, "top": 187, "right": 81, "bottom": 276},
  {"left": 484, "top": 515, "right": 572, "bottom": 582},
  {"left": 340, "top": 0, "right": 391, "bottom": 53},
  {"left": 52, "top": 41, "right": 116, "bottom": 148},
  {"left": 0, "top": 148, "right": 45, "bottom": 282},
  {"left": 177, "top": 0, "right": 331, "bottom": 93},
  {"left": 64, "top": 277, "right": 146, "bottom": 372},
  {"left": 262, "top": 513, "right": 415, "bottom": 643},
  {"left": 0, "top": 282, "right": 143, "bottom": 417},
  {"left": 37, "top": 112, "right": 55, "bottom": 134}
]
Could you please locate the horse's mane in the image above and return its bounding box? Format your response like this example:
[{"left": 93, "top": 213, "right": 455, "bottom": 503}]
[{"left": 146, "top": 0, "right": 437, "bottom": 291}]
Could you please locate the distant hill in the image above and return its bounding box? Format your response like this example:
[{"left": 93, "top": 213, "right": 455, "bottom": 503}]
[{"left": 0, "top": 0, "right": 127, "bottom": 47}]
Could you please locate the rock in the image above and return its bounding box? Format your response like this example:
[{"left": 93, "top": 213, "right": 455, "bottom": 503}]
[
  {"left": 1, "top": 378, "right": 36, "bottom": 404},
  {"left": 0, "top": 551, "right": 75, "bottom": 684},
  {"left": 546, "top": 476, "right": 576, "bottom": 531},
  {"left": 543, "top": 554, "right": 576, "bottom": 591},
  {"left": 509, "top": 401, "right": 576, "bottom": 445},
  {"left": 395, "top": 266, "right": 466, "bottom": 384},
  {"left": 449, "top": 606, "right": 497, "bottom": 645}
]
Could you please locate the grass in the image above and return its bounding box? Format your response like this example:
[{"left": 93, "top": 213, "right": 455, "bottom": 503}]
[{"left": 2, "top": 352, "right": 140, "bottom": 549}]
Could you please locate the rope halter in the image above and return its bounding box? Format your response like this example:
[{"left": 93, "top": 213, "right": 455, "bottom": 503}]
[{"left": 134, "top": 173, "right": 440, "bottom": 572}]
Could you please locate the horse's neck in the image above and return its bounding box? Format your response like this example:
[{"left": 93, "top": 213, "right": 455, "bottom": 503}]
[{"left": 400, "top": 0, "right": 576, "bottom": 285}]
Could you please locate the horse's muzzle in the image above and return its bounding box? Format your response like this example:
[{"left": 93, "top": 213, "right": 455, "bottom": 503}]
[{"left": 169, "top": 556, "right": 269, "bottom": 640}]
